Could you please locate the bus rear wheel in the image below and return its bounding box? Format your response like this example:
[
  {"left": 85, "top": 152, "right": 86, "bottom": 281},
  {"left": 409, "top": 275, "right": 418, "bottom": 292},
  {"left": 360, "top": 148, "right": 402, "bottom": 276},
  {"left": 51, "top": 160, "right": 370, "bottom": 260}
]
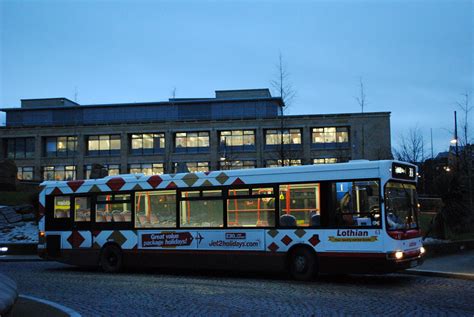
[
  {"left": 289, "top": 247, "right": 317, "bottom": 281},
  {"left": 100, "top": 244, "right": 123, "bottom": 273}
]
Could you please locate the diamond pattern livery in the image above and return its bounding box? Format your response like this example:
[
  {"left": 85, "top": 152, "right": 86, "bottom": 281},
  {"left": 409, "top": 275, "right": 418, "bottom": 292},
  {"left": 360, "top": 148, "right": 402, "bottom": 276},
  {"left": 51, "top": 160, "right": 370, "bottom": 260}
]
[
  {"left": 147, "top": 175, "right": 162, "bottom": 188},
  {"left": 268, "top": 242, "right": 279, "bottom": 252},
  {"left": 106, "top": 177, "right": 126, "bottom": 191},
  {"left": 67, "top": 180, "right": 84, "bottom": 192},
  {"left": 308, "top": 234, "right": 320, "bottom": 247},
  {"left": 67, "top": 231, "right": 85, "bottom": 248},
  {"left": 281, "top": 235, "right": 293, "bottom": 246}
]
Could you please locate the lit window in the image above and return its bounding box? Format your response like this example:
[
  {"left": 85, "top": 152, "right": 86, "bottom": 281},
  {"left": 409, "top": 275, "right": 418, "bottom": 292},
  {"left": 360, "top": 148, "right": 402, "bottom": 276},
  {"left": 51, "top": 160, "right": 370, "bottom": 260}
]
[
  {"left": 174, "top": 132, "right": 209, "bottom": 153},
  {"left": 227, "top": 187, "right": 275, "bottom": 227},
  {"left": 135, "top": 190, "right": 176, "bottom": 228},
  {"left": 43, "top": 166, "right": 76, "bottom": 181},
  {"left": 95, "top": 194, "right": 132, "bottom": 223},
  {"left": 265, "top": 129, "right": 302, "bottom": 145},
  {"left": 219, "top": 130, "right": 255, "bottom": 149},
  {"left": 130, "top": 133, "right": 165, "bottom": 155},
  {"left": 45, "top": 136, "right": 77, "bottom": 157},
  {"left": 279, "top": 183, "right": 320, "bottom": 227},
  {"left": 265, "top": 159, "right": 301, "bottom": 168},
  {"left": 312, "top": 127, "right": 349, "bottom": 146},
  {"left": 173, "top": 162, "right": 209, "bottom": 173},
  {"left": 17, "top": 166, "right": 34, "bottom": 180},
  {"left": 74, "top": 197, "right": 91, "bottom": 222},
  {"left": 219, "top": 160, "right": 256, "bottom": 170},
  {"left": 87, "top": 135, "right": 121, "bottom": 156},
  {"left": 54, "top": 196, "right": 70, "bottom": 219},
  {"left": 129, "top": 163, "right": 164, "bottom": 176},
  {"left": 334, "top": 181, "right": 380, "bottom": 227},
  {"left": 313, "top": 158, "right": 338, "bottom": 164}
]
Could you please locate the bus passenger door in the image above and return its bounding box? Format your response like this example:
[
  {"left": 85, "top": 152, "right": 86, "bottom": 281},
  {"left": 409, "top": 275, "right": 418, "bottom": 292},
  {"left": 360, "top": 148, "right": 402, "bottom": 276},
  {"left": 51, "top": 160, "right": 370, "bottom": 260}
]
[{"left": 70, "top": 196, "right": 93, "bottom": 249}]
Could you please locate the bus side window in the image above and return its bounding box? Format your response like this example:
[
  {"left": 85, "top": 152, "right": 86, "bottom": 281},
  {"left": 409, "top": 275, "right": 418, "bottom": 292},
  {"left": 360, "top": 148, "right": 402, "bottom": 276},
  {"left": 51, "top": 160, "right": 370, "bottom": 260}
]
[
  {"left": 74, "top": 197, "right": 91, "bottom": 222},
  {"left": 227, "top": 187, "right": 275, "bottom": 227},
  {"left": 279, "top": 183, "right": 320, "bottom": 227},
  {"left": 54, "top": 196, "right": 71, "bottom": 219},
  {"left": 180, "top": 190, "right": 223, "bottom": 228},
  {"left": 332, "top": 181, "right": 380, "bottom": 227},
  {"left": 135, "top": 190, "right": 176, "bottom": 228}
]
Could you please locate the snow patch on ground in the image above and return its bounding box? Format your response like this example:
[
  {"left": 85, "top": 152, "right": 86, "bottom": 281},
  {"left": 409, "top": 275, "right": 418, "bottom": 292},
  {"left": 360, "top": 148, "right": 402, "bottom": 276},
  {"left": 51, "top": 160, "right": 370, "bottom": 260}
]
[
  {"left": 0, "top": 221, "right": 38, "bottom": 244},
  {"left": 423, "top": 237, "right": 450, "bottom": 245}
]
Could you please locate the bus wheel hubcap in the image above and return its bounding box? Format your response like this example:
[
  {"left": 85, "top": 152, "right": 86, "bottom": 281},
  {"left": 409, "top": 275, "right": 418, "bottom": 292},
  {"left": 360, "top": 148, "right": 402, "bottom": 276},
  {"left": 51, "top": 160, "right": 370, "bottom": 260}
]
[{"left": 295, "top": 256, "right": 306, "bottom": 272}]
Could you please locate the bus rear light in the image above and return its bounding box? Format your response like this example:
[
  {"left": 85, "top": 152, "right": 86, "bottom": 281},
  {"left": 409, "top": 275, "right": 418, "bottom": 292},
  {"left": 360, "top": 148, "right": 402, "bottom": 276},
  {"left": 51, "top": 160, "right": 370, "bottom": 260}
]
[
  {"left": 387, "top": 229, "right": 421, "bottom": 240},
  {"left": 39, "top": 231, "right": 45, "bottom": 237}
]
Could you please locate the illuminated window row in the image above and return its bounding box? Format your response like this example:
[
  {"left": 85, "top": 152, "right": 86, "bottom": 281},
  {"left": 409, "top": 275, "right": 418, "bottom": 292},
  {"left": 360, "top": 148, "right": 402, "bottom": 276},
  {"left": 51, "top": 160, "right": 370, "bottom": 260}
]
[{"left": 53, "top": 180, "right": 381, "bottom": 229}]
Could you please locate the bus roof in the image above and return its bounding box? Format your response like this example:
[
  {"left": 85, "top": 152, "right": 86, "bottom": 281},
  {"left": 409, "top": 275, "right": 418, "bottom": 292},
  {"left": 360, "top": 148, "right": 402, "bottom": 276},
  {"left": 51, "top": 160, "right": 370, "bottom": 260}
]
[{"left": 40, "top": 160, "right": 417, "bottom": 195}]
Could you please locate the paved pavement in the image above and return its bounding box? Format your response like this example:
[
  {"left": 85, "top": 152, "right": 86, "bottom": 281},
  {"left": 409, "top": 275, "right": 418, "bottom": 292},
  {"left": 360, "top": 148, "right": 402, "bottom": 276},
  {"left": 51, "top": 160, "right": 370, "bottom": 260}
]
[
  {"left": 407, "top": 250, "right": 474, "bottom": 280},
  {"left": 1, "top": 261, "right": 474, "bottom": 316}
]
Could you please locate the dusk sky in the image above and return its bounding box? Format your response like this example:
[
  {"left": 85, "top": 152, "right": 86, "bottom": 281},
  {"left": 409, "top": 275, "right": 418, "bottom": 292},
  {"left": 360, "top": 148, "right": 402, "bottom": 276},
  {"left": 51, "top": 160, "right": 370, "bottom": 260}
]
[{"left": 1, "top": 0, "right": 472, "bottom": 155}]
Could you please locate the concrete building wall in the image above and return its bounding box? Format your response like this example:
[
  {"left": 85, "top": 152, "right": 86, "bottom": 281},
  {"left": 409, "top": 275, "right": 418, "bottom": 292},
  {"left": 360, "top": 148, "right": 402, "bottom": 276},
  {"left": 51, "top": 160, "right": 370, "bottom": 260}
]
[{"left": 0, "top": 112, "right": 392, "bottom": 181}]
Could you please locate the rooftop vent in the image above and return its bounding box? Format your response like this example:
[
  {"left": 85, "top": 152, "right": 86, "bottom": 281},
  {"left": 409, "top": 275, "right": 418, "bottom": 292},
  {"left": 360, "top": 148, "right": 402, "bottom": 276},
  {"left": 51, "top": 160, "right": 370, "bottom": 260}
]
[
  {"left": 215, "top": 89, "right": 272, "bottom": 99},
  {"left": 21, "top": 98, "right": 79, "bottom": 109}
]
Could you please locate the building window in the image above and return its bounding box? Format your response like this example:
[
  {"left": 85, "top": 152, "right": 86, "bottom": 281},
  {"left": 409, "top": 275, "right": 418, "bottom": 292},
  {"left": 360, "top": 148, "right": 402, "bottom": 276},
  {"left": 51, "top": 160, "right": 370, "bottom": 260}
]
[
  {"left": 4, "top": 138, "right": 35, "bottom": 159},
  {"left": 219, "top": 130, "right": 255, "bottom": 151},
  {"left": 313, "top": 158, "right": 338, "bottom": 164},
  {"left": 129, "top": 163, "right": 164, "bottom": 175},
  {"left": 265, "top": 129, "right": 302, "bottom": 146},
  {"left": 265, "top": 159, "right": 302, "bottom": 168},
  {"left": 219, "top": 160, "right": 256, "bottom": 170},
  {"left": 45, "top": 136, "right": 77, "bottom": 157},
  {"left": 135, "top": 190, "right": 176, "bottom": 228},
  {"left": 17, "top": 166, "right": 34, "bottom": 180},
  {"left": 85, "top": 164, "right": 120, "bottom": 179},
  {"left": 43, "top": 166, "right": 76, "bottom": 181},
  {"left": 86, "top": 135, "right": 120, "bottom": 156},
  {"left": 312, "top": 127, "right": 349, "bottom": 148},
  {"left": 173, "top": 162, "right": 209, "bottom": 173},
  {"left": 130, "top": 133, "right": 165, "bottom": 155},
  {"left": 175, "top": 132, "right": 209, "bottom": 153},
  {"left": 180, "top": 190, "right": 223, "bottom": 227},
  {"left": 279, "top": 183, "right": 320, "bottom": 227}
]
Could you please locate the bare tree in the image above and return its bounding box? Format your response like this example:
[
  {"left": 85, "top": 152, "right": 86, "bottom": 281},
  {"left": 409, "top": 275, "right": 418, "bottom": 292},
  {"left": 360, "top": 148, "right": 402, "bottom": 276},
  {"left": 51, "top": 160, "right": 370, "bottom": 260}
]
[
  {"left": 355, "top": 77, "right": 367, "bottom": 113},
  {"left": 270, "top": 52, "right": 296, "bottom": 166},
  {"left": 455, "top": 92, "right": 473, "bottom": 213},
  {"left": 355, "top": 77, "right": 368, "bottom": 158},
  {"left": 456, "top": 92, "right": 472, "bottom": 146},
  {"left": 394, "top": 126, "right": 427, "bottom": 164},
  {"left": 271, "top": 52, "right": 296, "bottom": 110}
]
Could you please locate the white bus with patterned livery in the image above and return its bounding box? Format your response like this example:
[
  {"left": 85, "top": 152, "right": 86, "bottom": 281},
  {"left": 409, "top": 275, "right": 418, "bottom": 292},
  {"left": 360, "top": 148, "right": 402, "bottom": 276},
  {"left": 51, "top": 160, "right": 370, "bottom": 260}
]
[{"left": 38, "top": 160, "right": 425, "bottom": 280}]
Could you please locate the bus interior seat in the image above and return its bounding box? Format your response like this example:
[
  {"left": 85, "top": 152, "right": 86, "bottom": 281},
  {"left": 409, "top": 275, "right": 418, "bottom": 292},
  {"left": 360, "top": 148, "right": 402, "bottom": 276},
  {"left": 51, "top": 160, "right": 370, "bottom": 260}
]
[
  {"left": 311, "top": 214, "right": 321, "bottom": 226},
  {"left": 280, "top": 214, "right": 297, "bottom": 227}
]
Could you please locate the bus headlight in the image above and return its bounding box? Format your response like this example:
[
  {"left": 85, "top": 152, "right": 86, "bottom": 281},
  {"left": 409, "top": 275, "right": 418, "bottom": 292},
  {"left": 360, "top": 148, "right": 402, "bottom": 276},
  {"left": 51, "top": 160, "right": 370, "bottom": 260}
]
[
  {"left": 420, "top": 246, "right": 426, "bottom": 255},
  {"left": 395, "top": 251, "right": 404, "bottom": 260},
  {"left": 0, "top": 246, "right": 8, "bottom": 253}
]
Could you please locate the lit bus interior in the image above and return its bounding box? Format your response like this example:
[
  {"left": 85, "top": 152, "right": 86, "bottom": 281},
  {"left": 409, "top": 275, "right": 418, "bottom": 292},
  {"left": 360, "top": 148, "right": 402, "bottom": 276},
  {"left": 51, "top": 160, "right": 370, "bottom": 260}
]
[{"left": 51, "top": 180, "right": 382, "bottom": 228}]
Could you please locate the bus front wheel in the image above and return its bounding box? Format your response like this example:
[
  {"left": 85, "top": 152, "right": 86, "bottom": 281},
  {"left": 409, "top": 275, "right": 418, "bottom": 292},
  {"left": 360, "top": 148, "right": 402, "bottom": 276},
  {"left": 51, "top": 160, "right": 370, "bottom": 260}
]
[
  {"left": 100, "top": 244, "right": 123, "bottom": 273},
  {"left": 289, "top": 247, "right": 317, "bottom": 281}
]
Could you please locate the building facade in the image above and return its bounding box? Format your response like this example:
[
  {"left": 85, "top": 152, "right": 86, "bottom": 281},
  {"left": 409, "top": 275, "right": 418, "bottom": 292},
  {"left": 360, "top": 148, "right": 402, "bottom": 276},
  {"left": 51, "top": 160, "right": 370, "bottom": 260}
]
[{"left": 0, "top": 89, "right": 392, "bottom": 181}]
